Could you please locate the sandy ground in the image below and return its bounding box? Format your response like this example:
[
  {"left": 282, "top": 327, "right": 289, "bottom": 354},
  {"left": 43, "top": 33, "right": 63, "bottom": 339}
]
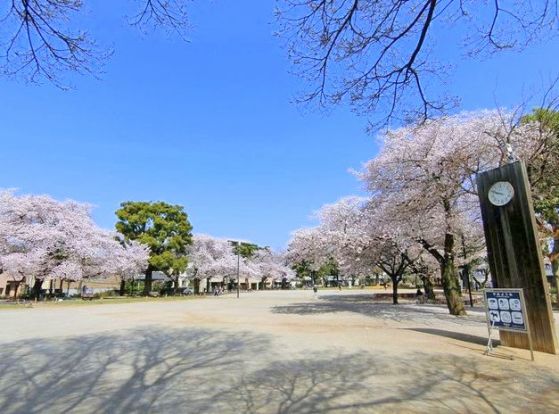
[{"left": 1, "top": 290, "right": 558, "bottom": 413}]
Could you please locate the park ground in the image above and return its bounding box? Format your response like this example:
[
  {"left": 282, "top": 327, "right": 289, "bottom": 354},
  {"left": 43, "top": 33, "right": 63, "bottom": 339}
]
[{"left": 1, "top": 290, "right": 558, "bottom": 413}]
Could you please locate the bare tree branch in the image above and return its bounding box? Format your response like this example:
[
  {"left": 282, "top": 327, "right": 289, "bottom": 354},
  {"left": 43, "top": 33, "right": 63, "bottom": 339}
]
[
  {"left": 0, "top": 1, "right": 192, "bottom": 87},
  {"left": 130, "top": 0, "right": 191, "bottom": 41},
  {"left": 278, "top": 0, "right": 559, "bottom": 128}
]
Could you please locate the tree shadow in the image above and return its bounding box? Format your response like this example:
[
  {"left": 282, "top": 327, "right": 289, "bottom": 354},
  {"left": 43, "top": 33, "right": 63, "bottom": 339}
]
[
  {"left": 215, "top": 352, "right": 559, "bottom": 413},
  {"left": 0, "top": 327, "right": 269, "bottom": 413},
  {"left": 272, "top": 294, "right": 486, "bottom": 327},
  {"left": 0, "top": 327, "right": 557, "bottom": 413}
]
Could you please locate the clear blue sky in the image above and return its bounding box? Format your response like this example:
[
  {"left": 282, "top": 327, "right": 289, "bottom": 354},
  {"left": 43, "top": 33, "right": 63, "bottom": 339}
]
[{"left": 1, "top": 1, "right": 558, "bottom": 249}]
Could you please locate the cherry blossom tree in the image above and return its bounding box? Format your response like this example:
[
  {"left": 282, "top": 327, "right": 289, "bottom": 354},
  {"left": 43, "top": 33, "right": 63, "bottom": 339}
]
[
  {"left": 286, "top": 227, "right": 332, "bottom": 285},
  {"left": 186, "top": 235, "right": 257, "bottom": 292},
  {"left": 0, "top": 190, "right": 148, "bottom": 298},
  {"left": 252, "top": 249, "right": 295, "bottom": 289},
  {"left": 186, "top": 235, "right": 237, "bottom": 293},
  {"left": 359, "top": 110, "right": 550, "bottom": 314},
  {"left": 187, "top": 235, "right": 294, "bottom": 293},
  {"left": 0, "top": 251, "right": 42, "bottom": 299},
  {"left": 314, "top": 196, "right": 425, "bottom": 303},
  {"left": 112, "top": 236, "right": 150, "bottom": 295},
  {"left": 314, "top": 196, "right": 374, "bottom": 280},
  {"left": 287, "top": 110, "right": 553, "bottom": 310}
]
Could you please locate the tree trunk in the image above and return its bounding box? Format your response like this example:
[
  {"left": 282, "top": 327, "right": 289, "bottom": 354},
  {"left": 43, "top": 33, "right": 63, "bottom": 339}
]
[
  {"left": 143, "top": 267, "right": 153, "bottom": 295},
  {"left": 420, "top": 275, "right": 436, "bottom": 301},
  {"left": 441, "top": 257, "right": 466, "bottom": 315},
  {"left": 422, "top": 231, "right": 466, "bottom": 315},
  {"left": 32, "top": 279, "right": 44, "bottom": 300},
  {"left": 13, "top": 281, "right": 21, "bottom": 300},
  {"left": 391, "top": 277, "right": 399, "bottom": 304},
  {"left": 174, "top": 275, "right": 180, "bottom": 293},
  {"left": 428, "top": 200, "right": 467, "bottom": 315},
  {"left": 119, "top": 278, "right": 126, "bottom": 296}
]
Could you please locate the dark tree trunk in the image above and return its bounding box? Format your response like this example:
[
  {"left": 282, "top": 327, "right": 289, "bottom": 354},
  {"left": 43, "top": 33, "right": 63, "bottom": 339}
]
[
  {"left": 391, "top": 277, "right": 399, "bottom": 304},
  {"left": 32, "top": 279, "right": 44, "bottom": 300},
  {"left": 419, "top": 232, "right": 466, "bottom": 316},
  {"left": 13, "top": 281, "right": 21, "bottom": 299},
  {"left": 119, "top": 278, "right": 126, "bottom": 296},
  {"left": 420, "top": 275, "right": 436, "bottom": 301},
  {"left": 143, "top": 267, "right": 153, "bottom": 295},
  {"left": 440, "top": 256, "right": 466, "bottom": 315},
  {"left": 193, "top": 279, "right": 200, "bottom": 294}
]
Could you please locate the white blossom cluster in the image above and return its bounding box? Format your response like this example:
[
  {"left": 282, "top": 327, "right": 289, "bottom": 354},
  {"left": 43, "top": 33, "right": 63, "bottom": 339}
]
[
  {"left": 0, "top": 191, "right": 149, "bottom": 287},
  {"left": 287, "top": 110, "right": 552, "bottom": 286},
  {"left": 186, "top": 234, "right": 295, "bottom": 285}
]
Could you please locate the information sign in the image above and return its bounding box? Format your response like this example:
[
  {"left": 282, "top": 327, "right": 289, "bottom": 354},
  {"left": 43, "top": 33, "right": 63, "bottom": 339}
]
[
  {"left": 484, "top": 289, "right": 527, "bottom": 332},
  {"left": 483, "top": 288, "right": 533, "bottom": 360}
]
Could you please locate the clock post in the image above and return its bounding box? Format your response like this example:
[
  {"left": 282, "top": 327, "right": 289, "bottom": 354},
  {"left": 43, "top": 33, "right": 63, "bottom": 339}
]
[{"left": 477, "top": 161, "right": 558, "bottom": 354}]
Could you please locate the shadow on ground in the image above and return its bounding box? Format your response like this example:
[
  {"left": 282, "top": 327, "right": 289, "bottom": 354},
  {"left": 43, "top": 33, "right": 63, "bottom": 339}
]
[
  {"left": 226, "top": 352, "right": 559, "bottom": 414},
  {"left": 404, "top": 327, "right": 500, "bottom": 347},
  {"left": 0, "top": 327, "right": 268, "bottom": 413},
  {"left": 272, "top": 294, "right": 486, "bottom": 326},
  {"left": 1, "top": 326, "right": 558, "bottom": 413}
]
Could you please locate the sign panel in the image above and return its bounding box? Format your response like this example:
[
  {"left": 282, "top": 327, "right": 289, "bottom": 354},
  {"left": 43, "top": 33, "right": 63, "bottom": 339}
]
[{"left": 484, "top": 289, "right": 527, "bottom": 332}]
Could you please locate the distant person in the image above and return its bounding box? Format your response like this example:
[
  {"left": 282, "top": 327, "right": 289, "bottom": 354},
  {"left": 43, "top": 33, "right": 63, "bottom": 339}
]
[
  {"left": 313, "top": 286, "right": 318, "bottom": 299},
  {"left": 338, "top": 284, "right": 342, "bottom": 291}
]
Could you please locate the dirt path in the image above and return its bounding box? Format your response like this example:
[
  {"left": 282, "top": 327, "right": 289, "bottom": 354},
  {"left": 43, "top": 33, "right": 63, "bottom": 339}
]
[{"left": 1, "top": 290, "right": 558, "bottom": 413}]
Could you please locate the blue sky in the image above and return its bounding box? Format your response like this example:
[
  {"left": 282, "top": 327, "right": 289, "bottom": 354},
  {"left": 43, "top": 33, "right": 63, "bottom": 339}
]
[{"left": 1, "top": 1, "right": 558, "bottom": 249}]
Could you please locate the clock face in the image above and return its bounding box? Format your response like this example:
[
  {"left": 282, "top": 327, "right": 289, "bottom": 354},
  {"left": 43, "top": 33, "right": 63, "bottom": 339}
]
[{"left": 488, "top": 181, "right": 514, "bottom": 206}]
